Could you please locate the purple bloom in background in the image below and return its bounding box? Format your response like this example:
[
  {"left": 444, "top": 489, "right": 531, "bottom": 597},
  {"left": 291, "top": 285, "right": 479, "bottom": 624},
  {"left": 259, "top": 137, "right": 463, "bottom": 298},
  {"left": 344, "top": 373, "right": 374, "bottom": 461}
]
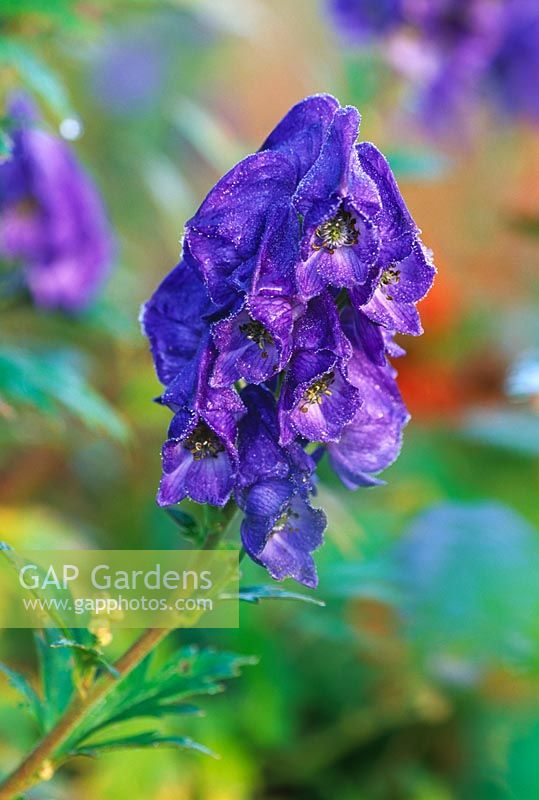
[
  {"left": 0, "top": 97, "right": 113, "bottom": 312},
  {"left": 328, "top": 0, "right": 403, "bottom": 42},
  {"left": 328, "top": 0, "right": 539, "bottom": 133},
  {"left": 143, "top": 94, "right": 435, "bottom": 587}
]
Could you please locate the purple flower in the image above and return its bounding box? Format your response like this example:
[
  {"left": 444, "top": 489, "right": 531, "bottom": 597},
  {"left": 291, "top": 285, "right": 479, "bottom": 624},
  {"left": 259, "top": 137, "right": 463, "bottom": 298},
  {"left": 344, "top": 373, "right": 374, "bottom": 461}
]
[
  {"left": 328, "top": 325, "right": 410, "bottom": 488},
  {"left": 143, "top": 94, "right": 434, "bottom": 587},
  {"left": 292, "top": 107, "right": 381, "bottom": 298},
  {"left": 328, "top": 0, "right": 539, "bottom": 132},
  {"left": 240, "top": 481, "right": 326, "bottom": 588},
  {"left": 350, "top": 142, "right": 436, "bottom": 335},
  {"left": 0, "top": 98, "right": 113, "bottom": 311},
  {"left": 236, "top": 385, "right": 325, "bottom": 586},
  {"left": 157, "top": 346, "right": 245, "bottom": 507},
  {"left": 211, "top": 294, "right": 303, "bottom": 388},
  {"left": 328, "top": 0, "right": 403, "bottom": 42}
]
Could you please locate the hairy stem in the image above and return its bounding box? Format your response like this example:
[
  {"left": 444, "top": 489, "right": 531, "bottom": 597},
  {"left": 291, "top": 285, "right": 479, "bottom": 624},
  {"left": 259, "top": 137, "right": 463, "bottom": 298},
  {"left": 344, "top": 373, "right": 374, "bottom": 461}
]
[{"left": 0, "top": 627, "right": 170, "bottom": 799}]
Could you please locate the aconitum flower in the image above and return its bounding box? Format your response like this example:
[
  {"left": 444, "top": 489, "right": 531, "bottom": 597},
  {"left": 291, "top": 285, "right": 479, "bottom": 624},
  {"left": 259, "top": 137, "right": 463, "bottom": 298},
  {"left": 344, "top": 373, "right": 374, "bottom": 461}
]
[
  {"left": 0, "top": 96, "right": 113, "bottom": 311},
  {"left": 142, "top": 94, "right": 435, "bottom": 587},
  {"left": 328, "top": 0, "right": 539, "bottom": 132}
]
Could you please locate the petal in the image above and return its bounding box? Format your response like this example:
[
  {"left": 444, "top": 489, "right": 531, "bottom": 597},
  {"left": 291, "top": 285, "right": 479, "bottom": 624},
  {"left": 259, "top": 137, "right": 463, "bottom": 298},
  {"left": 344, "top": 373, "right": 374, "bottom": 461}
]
[
  {"left": 293, "top": 293, "right": 352, "bottom": 361},
  {"left": 260, "top": 93, "right": 340, "bottom": 181},
  {"left": 256, "top": 494, "right": 326, "bottom": 588},
  {"left": 289, "top": 366, "right": 362, "bottom": 443},
  {"left": 185, "top": 151, "right": 297, "bottom": 308},
  {"left": 356, "top": 141, "right": 418, "bottom": 249},
  {"left": 294, "top": 106, "right": 362, "bottom": 225},
  {"left": 185, "top": 449, "right": 236, "bottom": 506},
  {"left": 141, "top": 255, "right": 213, "bottom": 386},
  {"left": 157, "top": 440, "right": 193, "bottom": 506}
]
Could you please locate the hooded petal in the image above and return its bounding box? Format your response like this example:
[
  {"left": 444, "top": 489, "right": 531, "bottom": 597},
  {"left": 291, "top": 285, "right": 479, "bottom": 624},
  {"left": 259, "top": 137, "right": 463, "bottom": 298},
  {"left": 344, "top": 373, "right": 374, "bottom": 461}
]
[
  {"left": 280, "top": 349, "right": 361, "bottom": 443},
  {"left": 185, "top": 151, "right": 297, "bottom": 309},
  {"left": 242, "top": 491, "right": 326, "bottom": 588},
  {"left": 141, "top": 253, "right": 214, "bottom": 386},
  {"left": 260, "top": 93, "right": 340, "bottom": 182},
  {"left": 328, "top": 346, "right": 410, "bottom": 488}
]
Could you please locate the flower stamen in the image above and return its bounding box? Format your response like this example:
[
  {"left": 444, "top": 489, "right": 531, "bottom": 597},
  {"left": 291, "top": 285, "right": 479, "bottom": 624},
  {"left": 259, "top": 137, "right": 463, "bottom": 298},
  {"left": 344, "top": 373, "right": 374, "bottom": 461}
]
[
  {"left": 271, "top": 506, "right": 300, "bottom": 535},
  {"left": 313, "top": 209, "right": 359, "bottom": 254},
  {"left": 380, "top": 265, "right": 401, "bottom": 301},
  {"left": 184, "top": 421, "right": 225, "bottom": 460},
  {"left": 300, "top": 371, "right": 335, "bottom": 412},
  {"left": 239, "top": 319, "right": 274, "bottom": 359}
]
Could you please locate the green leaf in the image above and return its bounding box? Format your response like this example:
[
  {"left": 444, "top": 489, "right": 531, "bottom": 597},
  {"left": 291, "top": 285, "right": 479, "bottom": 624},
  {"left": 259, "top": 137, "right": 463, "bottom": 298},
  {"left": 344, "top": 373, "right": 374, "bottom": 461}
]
[
  {"left": 63, "top": 646, "right": 256, "bottom": 751},
  {"left": 35, "top": 631, "right": 75, "bottom": 730},
  {"left": 0, "top": 347, "right": 128, "bottom": 441},
  {"left": 72, "top": 731, "right": 216, "bottom": 759},
  {"left": 0, "top": 38, "right": 74, "bottom": 119},
  {"left": 225, "top": 585, "right": 325, "bottom": 607},
  {"left": 50, "top": 639, "right": 119, "bottom": 678},
  {"left": 0, "top": 662, "right": 44, "bottom": 730}
]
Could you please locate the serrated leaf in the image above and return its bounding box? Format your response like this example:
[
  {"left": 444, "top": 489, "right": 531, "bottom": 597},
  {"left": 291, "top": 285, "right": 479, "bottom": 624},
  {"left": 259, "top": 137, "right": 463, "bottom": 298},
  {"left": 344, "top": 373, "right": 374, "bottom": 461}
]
[
  {"left": 72, "top": 731, "right": 216, "bottom": 759},
  {"left": 0, "top": 347, "right": 128, "bottom": 441},
  {"left": 0, "top": 662, "right": 44, "bottom": 730},
  {"left": 63, "top": 646, "right": 256, "bottom": 751},
  {"left": 50, "top": 639, "right": 119, "bottom": 678},
  {"left": 224, "top": 585, "right": 325, "bottom": 607}
]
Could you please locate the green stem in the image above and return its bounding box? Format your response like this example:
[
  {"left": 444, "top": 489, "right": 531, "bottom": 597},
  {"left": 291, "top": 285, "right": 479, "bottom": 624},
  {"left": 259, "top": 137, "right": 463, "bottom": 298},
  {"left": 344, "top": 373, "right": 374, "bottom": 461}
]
[
  {"left": 0, "top": 504, "right": 239, "bottom": 798},
  {"left": 0, "top": 627, "right": 169, "bottom": 799}
]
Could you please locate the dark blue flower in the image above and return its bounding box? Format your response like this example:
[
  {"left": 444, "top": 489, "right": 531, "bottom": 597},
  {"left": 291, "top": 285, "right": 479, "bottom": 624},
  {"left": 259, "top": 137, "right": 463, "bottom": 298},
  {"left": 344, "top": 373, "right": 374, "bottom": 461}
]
[
  {"left": 327, "top": 331, "right": 410, "bottom": 488},
  {"left": 328, "top": 0, "right": 403, "bottom": 42},
  {"left": 292, "top": 106, "right": 382, "bottom": 298},
  {"left": 157, "top": 346, "right": 245, "bottom": 507},
  {"left": 0, "top": 96, "right": 113, "bottom": 311},
  {"left": 185, "top": 151, "right": 298, "bottom": 311},
  {"left": 140, "top": 247, "right": 216, "bottom": 387},
  {"left": 240, "top": 480, "right": 326, "bottom": 588}
]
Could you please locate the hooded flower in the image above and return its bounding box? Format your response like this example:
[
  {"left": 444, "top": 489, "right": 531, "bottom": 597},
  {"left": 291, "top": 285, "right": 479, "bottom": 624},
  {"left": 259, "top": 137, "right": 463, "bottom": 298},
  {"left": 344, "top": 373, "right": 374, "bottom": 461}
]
[
  {"left": 278, "top": 293, "right": 362, "bottom": 444},
  {"left": 157, "top": 346, "right": 245, "bottom": 507},
  {"left": 236, "top": 385, "right": 325, "bottom": 587},
  {"left": 0, "top": 96, "right": 113, "bottom": 311},
  {"left": 327, "top": 312, "right": 410, "bottom": 487},
  {"left": 292, "top": 106, "right": 382, "bottom": 298},
  {"left": 350, "top": 143, "right": 436, "bottom": 335},
  {"left": 143, "top": 94, "right": 434, "bottom": 588}
]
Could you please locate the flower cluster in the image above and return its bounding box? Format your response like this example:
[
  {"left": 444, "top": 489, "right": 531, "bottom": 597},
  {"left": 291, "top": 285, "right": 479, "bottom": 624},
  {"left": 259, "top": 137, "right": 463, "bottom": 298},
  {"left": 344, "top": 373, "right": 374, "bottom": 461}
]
[
  {"left": 0, "top": 96, "right": 113, "bottom": 312},
  {"left": 142, "top": 95, "right": 435, "bottom": 587},
  {"left": 328, "top": 0, "right": 539, "bottom": 133}
]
